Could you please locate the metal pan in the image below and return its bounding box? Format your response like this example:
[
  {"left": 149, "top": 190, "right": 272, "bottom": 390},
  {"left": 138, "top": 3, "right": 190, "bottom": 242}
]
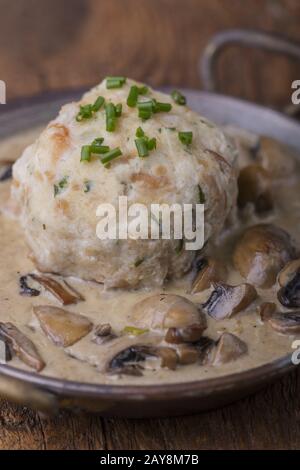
[{"left": 0, "top": 30, "right": 300, "bottom": 417}]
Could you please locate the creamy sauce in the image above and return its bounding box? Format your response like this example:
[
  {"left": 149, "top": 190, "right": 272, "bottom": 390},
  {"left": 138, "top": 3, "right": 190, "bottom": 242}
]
[{"left": 0, "top": 127, "right": 299, "bottom": 385}]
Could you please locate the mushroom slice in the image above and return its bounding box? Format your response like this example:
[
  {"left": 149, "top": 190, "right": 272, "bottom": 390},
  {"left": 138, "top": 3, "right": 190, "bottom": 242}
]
[
  {"left": 165, "top": 324, "right": 205, "bottom": 344},
  {"left": 233, "top": 224, "right": 296, "bottom": 288},
  {"left": 177, "top": 344, "right": 199, "bottom": 365},
  {"left": 257, "top": 136, "right": 296, "bottom": 179},
  {"left": 202, "top": 282, "right": 257, "bottom": 320},
  {"left": 191, "top": 257, "right": 227, "bottom": 293},
  {"left": 0, "top": 322, "right": 45, "bottom": 371},
  {"left": 211, "top": 333, "right": 247, "bottom": 365},
  {"left": 19, "top": 275, "right": 40, "bottom": 297},
  {"left": 131, "top": 294, "right": 207, "bottom": 333},
  {"left": 257, "top": 302, "right": 277, "bottom": 322},
  {"left": 33, "top": 305, "right": 93, "bottom": 347},
  {"left": 93, "top": 323, "right": 117, "bottom": 345},
  {"left": 268, "top": 312, "right": 300, "bottom": 335},
  {"left": 237, "top": 164, "right": 273, "bottom": 212},
  {"left": 277, "top": 259, "right": 300, "bottom": 309},
  {"left": 29, "top": 274, "right": 84, "bottom": 305},
  {"left": 0, "top": 161, "right": 13, "bottom": 182}
]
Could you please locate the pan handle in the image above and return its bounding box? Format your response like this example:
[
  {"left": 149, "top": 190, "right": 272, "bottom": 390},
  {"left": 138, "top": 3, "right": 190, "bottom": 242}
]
[{"left": 200, "top": 29, "right": 300, "bottom": 116}]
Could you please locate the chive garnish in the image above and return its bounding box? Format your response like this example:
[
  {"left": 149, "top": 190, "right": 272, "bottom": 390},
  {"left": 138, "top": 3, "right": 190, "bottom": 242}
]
[
  {"left": 115, "top": 103, "right": 122, "bottom": 117},
  {"left": 137, "top": 100, "right": 154, "bottom": 120},
  {"left": 178, "top": 131, "right": 193, "bottom": 146},
  {"left": 135, "top": 128, "right": 157, "bottom": 157},
  {"left": 135, "top": 138, "right": 149, "bottom": 158},
  {"left": 106, "top": 76, "right": 126, "bottom": 89},
  {"left": 127, "top": 85, "right": 139, "bottom": 107},
  {"left": 92, "top": 137, "right": 104, "bottom": 146},
  {"left": 105, "top": 102, "right": 117, "bottom": 132},
  {"left": 92, "top": 96, "right": 105, "bottom": 112},
  {"left": 101, "top": 147, "right": 122, "bottom": 165},
  {"left": 135, "top": 126, "right": 144, "bottom": 137},
  {"left": 54, "top": 176, "right": 69, "bottom": 197},
  {"left": 152, "top": 99, "right": 172, "bottom": 113},
  {"left": 80, "top": 145, "right": 91, "bottom": 162},
  {"left": 76, "top": 96, "right": 105, "bottom": 122},
  {"left": 171, "top": 90, "right": 186, "bottom": 105},
  {"left": 138, "top": 86, "right": 148, "bottom": 95},
  {"left": 90, "top": 145, "right": 110, "bottom": 154}
]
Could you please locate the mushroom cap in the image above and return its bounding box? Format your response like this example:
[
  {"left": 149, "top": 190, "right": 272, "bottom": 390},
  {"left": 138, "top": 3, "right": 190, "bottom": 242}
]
[
  {"left": 131, "top": 293, "right": 207, "bottom": 331},
  {"left": 233, "top": 224, "right": 296, "bottom": 288},
  {"left": 237, "top": 163, "right": 273, "bottom": 212}
]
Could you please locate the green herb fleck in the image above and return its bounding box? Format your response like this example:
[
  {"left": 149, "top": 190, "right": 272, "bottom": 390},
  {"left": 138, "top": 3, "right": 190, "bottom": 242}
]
[
  {"left": 123, "top": 326, "right": 149, "bottom": 336},
  {"left": 106, "top": 76, "right": 126, "bottom": 89},
  {"left": 134, "top": 257, "right": 145, "bottom": 267},
  {"left": 171, "top": 90, "right": 186, "bottom": 105},
  {"left": 54, "top": 176, "right": 69, "bottom": 197},
  {"left": 178, "top": 131, "right": 193, "bottom": 146},
  {"left": 76, "top": 96, "right": 105, "bottom": 122}
]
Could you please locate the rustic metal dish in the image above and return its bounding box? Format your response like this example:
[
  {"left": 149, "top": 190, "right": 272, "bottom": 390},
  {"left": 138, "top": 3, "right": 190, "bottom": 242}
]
[{"left": 0, "top": 30, "right": 300, "bottom": 417}]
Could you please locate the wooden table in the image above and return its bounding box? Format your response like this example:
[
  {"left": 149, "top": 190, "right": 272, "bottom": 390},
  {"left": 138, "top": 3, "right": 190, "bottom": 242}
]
[{"left": 1, "top": 0, "right": 300, "bottom": 450}]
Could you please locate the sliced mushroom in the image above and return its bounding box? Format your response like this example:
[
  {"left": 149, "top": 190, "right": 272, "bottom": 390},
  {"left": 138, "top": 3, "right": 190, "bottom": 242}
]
[
  {"left": 277, "top": 259, "right": 300, "bottom": 308},
  {"left": 93, "top": 323, "right": 117, "bottom": 345},
  {"left": 257, "top": 302, "right": 277, "bottom": 322},
  {"left": 237, "top": 164, "right": 273, "bottom": 212},
  {"left": 268, "top": 312, "right": 300, "bottom": 335},
  {"left": 33, "top": 305, "right": 93, "bottom": 347},
  {"left": 191, "top": 257, "right": 227, "bottom": 293},
  {"left": 165, "top": 324, "right": 205, "bottom": 344},
  {"left": 0, "top": 322, "right": 45, "bottom": 371},
  {"left": 19, "top": 275, "right": 40, "bottom": 297},
  {"left": 0, "top": 161, "right": 13, "bottom": 182},
  {"left": 177, "top": 344, "right": 199, "bottom": 365},
  {"left": 131, "top": 294, "right": 207, "bottom": 334},
  {"left": 233, "top": 224, "right": 296, "bottom": 288},
  {"left": 211, "top": 333, "right": 247, "bottom": 365},
  {"left": 202, "top": 282, "right": 257, "bottom": 320},
  {"left": 257, "top": 136, "right": 296, "bottom": 179},
  {"left": 29, "top": 274, "right": 84, "bottom": 305}
]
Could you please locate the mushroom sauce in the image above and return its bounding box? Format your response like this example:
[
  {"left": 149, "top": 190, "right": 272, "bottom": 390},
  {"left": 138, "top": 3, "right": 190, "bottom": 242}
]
[{"left": 0, "top": 126, "right": 299, "bottom": 385}]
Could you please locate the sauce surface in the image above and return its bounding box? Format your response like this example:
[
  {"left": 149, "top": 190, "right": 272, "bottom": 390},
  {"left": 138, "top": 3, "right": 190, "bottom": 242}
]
[{"left": 0, "top": 127, "right": 299, "bottom": 385}]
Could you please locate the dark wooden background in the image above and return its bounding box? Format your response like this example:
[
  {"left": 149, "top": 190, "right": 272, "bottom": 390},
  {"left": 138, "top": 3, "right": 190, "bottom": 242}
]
[{"left": 1, "top": 0, "right": 300, "bottom": 450}]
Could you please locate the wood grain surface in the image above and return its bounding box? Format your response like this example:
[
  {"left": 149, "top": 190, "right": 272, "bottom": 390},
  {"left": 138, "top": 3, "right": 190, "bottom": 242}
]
[{"left": 1, "top": 0, "right": 300, "bottom": 450}]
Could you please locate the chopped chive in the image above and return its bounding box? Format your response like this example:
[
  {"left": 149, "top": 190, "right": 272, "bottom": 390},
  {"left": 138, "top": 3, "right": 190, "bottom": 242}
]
[
  {"left": 92, "top": 96, "right": 105, "bottom": 112},
  {"left": 153, "top": 100, "right": 172, "bottom": 113},
  {"left": 137, "top": 101, "right": 154, "bottom": 112},
  {"left": 92, "top": 137, "right": 104, "bottom": 146},
  {"left": 80, "top": 145, "right": 91, "bottom": 162},
  {"left": 138, "top": 86, "right": 148, "bottom": 95},
  {"left": 136, "top": 127, "right": 144, "bottom": 137},
  {"left": 147, "top": 137, "right": 156, "bottom": 150},
  {"left": 76, "top": 104, "right": 93, "bottom": 122},
  {"left": 115, "top": 103, "right": 122, "bottom": 117},
  {"left": 90, "top": 145, "right": 110, "bottom": 154},
  {"left": 123, "top": 326, "right": 149, "bottom": 336},
  {"left": 127, "top": 85, "right": 139, "bottom": 107},
  {"left": 198, "top": 185, "right": 205, "bottom": 204},
  {"left": 105, "top": 102, "right": 117, "bottom": 132},
  {"left": 106, "top": 76, "right": 126, "bottom": 89},
  {"left": 101, "top": 147, "right": 122, "bottom": 165},
  {"left": 54, "top": 176, "right": 69, "bottom": 197},
  {"left": 135, "top": 138, "right": 149, "bottom": 158},
  {"left": 138, "top": 109, "right": 152, "bottom": 120},
  {"left": 178, "top": 131, "right": 193, "bottom": 146},
  {"left": 171, "top": 90, "right": 186, "bottom": 105}
]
